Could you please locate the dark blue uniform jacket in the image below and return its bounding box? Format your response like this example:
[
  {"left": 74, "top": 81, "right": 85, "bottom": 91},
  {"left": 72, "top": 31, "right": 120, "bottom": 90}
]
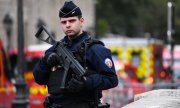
[{"left": 33, "top": 31, "right": 118, "bottom": 105}]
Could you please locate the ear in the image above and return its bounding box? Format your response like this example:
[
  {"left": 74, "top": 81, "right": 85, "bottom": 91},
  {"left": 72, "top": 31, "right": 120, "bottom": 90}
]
[{"left": 79, "top": 17, "right": 84, "bottom": 24}]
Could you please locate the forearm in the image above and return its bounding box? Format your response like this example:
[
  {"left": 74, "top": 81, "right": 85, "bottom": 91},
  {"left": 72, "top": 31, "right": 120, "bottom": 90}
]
[{"left": 85, "top": 73, "right": 118, "bottom": 90}]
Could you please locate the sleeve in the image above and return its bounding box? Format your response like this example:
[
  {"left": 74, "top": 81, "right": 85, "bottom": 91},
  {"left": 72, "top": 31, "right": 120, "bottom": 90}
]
[
  {"left": 33, "top": 46, "right": 54, "bottom": 85},
  {"left": 85, "top": 44, "right": 118, "bottom": 90}
]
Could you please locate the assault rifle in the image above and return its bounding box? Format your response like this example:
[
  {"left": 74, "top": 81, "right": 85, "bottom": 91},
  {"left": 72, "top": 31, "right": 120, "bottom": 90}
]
[{"left": 35, "top": 25, "right": 86, "bottom": 89}]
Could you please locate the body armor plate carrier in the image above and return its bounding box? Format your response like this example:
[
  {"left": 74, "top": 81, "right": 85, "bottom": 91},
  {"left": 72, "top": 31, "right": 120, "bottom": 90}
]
[{"left": 47, "top": 37, "right": 104, "bottom": 94}]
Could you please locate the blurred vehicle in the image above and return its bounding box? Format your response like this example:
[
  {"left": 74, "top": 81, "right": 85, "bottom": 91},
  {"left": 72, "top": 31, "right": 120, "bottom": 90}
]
[
  {"left": 112, "top": 55, "right": 138, "bottom": 83},
  {"left": 100, "top": 37, "right": 165, "bottom": 108},
  {"left": 0, "top": 38, "right": 15, "bottom": 108},
  {"left": 7, "top": 44, "right": 51, "bottom": 108},
  {"left": 162, "top": 45, "right": 180, "bottom": 82},
  {"left": 25, "top": 44, "right": 51, "bottom": 108},
  {"left": 101, "top": 37, "right": 164, "bottom": 84}
]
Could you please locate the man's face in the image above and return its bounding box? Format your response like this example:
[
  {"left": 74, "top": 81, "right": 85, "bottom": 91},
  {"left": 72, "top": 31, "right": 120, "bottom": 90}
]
[{"left": 60, "top": 16, "right": 84, "bottom": 39}]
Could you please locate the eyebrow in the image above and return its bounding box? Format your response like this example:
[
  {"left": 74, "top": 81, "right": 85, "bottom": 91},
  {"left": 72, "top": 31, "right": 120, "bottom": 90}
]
[{"left": 61, "top": 19, "right": 77, "bottom": 23}]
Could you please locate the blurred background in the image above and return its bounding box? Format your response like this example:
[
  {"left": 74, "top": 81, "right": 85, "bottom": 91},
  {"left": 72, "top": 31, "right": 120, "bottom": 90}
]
[
  {"left": 0, "top": 0, "right": 180, "bottom": 108},
  {"left": 0, "top": 0, "right": 95, "bottom": 49}
]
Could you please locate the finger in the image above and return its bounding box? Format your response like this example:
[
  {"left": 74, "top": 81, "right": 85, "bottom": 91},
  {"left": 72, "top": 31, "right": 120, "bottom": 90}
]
[
  {"left": 67, "top": 82, "right": 77, "bottom": 90},
  {"left": 71, "top": 78, "right": 81, "bottom": 84},
  {"left": 68, "top": 80, "right": 77, "bottom": 87},
  {"left": 71, "top": 74, "right": 75, "bottom": 78}
]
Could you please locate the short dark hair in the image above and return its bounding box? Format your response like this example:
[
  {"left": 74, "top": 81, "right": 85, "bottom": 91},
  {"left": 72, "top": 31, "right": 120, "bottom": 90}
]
[{"left": 77, "top": 15, "right": 82, "bottom": 19}]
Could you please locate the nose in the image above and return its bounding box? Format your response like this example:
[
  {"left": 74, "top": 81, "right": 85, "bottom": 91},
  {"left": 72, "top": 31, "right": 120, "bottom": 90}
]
[{"left": 65, "top": 22, "right": 70, "bottom": 28}]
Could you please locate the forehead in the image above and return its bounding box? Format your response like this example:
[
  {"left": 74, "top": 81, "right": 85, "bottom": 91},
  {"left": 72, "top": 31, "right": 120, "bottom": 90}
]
[{"left": 60, "top": 16, "right": 78, "bottom": 21}]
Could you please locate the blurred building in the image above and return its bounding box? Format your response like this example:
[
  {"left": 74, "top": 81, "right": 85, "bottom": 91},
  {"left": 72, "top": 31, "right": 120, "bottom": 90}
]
[{"left": 0, "top": 0, "right": 96, "bottom": 50}]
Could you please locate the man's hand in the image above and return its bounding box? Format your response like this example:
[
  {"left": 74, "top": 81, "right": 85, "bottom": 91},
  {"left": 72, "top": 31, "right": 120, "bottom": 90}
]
[
  {"left": 44, "top": 52, "right": 62, "bottom": 67},
  {"left": 67, "top": 76, "right": 86, "bottom": 92}
]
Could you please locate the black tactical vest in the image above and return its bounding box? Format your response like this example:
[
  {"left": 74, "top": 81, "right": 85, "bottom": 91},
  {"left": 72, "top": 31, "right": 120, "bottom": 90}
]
[{"left": 47, "top": 37, "right": 104, "bottom": 94}]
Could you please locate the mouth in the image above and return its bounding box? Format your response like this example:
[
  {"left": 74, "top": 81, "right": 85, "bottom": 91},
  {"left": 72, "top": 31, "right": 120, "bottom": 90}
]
[{"left": 66, "top": 30, "right": 74, "bottom": 33}]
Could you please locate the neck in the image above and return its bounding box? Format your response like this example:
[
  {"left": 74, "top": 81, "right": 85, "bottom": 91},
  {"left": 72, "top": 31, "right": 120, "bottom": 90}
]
[{"left": 68, "top": 30, "right": 83, "bottom": 40}]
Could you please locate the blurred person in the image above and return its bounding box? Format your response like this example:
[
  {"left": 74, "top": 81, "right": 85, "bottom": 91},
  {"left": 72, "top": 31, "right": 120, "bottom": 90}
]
[{"left": 33, "top": 1, "right": 118, "bottom": 108}]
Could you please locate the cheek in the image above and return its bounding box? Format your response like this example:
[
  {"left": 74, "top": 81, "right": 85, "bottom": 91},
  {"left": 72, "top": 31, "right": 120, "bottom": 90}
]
[
  {"left": 61, "top": 26, "right": 66, "bottom": 32},
  {"left": 76, "top": 22, "right": 83, "bottom": 28},
  {"left": 71, "top": 23, "right": 79, "bottom": 29},
  {"left": 75, "top": 24, "right": 82, "bottom": 31}
]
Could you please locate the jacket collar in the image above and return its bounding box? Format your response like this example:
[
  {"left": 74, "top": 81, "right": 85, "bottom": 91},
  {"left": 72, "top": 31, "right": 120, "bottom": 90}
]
[{"left": 63, "top": 31, "right": 89, "bottom": 47}]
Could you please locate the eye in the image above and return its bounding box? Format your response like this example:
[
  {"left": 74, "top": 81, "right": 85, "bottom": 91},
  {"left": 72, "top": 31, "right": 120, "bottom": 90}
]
[
  {"left": 69, "top": 19, "right": 76, "bottom": 23},
  {"left": 61, "top": 21, "right": 66, "bottom": 25}
]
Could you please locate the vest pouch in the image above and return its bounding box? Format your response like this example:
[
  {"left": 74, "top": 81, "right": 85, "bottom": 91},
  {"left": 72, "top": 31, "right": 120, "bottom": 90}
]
[{"left": 47, "top": 67, "right": 71, "bottom": 94}]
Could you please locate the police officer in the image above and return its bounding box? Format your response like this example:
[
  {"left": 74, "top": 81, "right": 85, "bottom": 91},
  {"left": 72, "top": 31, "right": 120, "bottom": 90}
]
[{"left": 33, "top": 1, "right": 118, "bottom": 108}]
